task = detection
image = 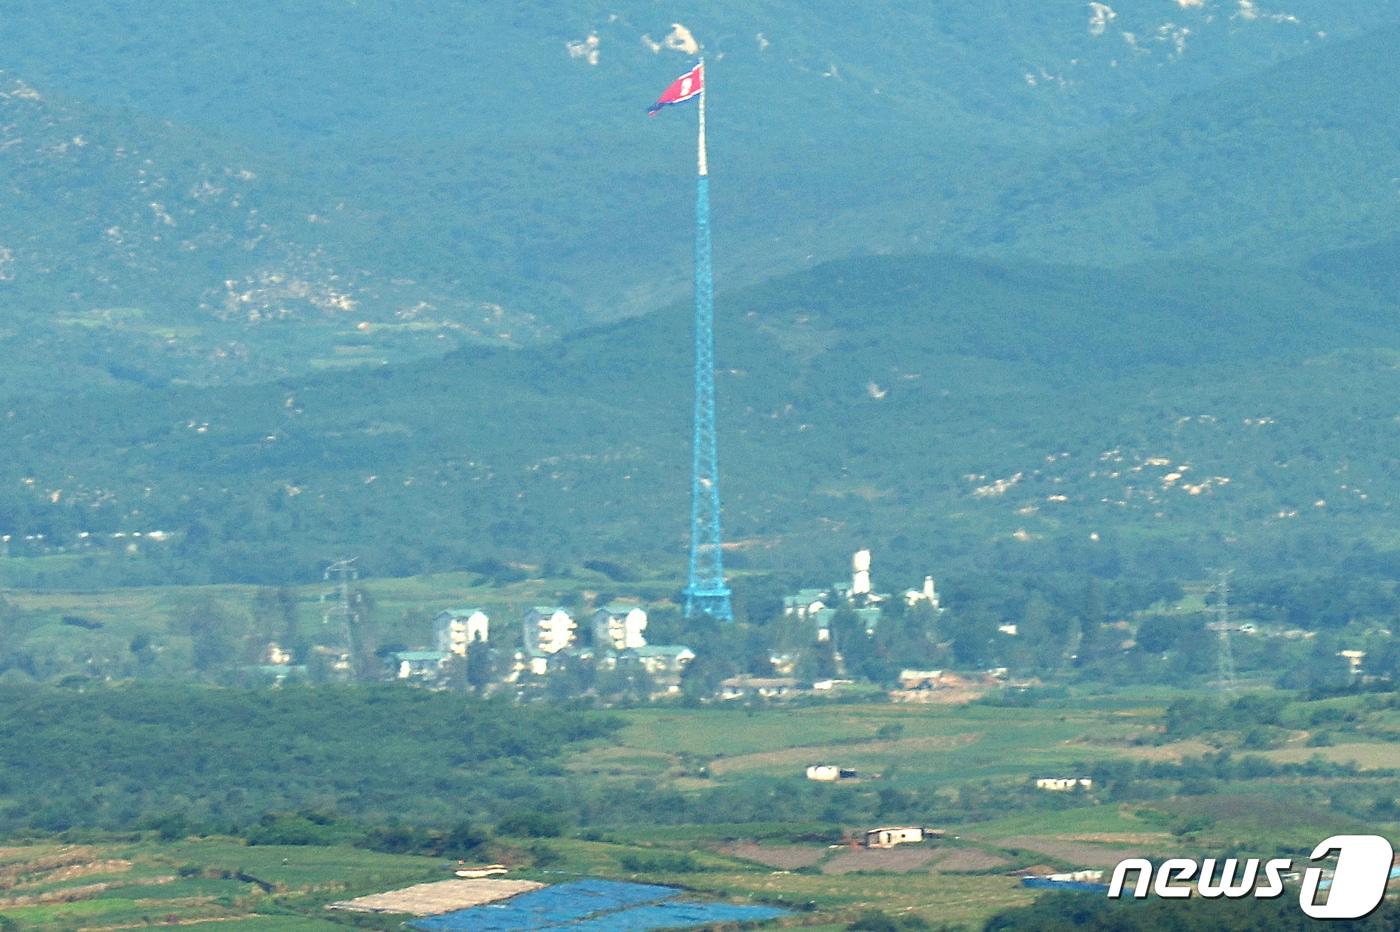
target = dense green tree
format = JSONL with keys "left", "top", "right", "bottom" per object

{"left": 1135, "top": 615, "right": 1204, "bottom": 655}
{"left": 466, "top": 638, "right": 494, "bottom": 694}
{"left": 182, "top": 598, "right": 239, "bottom": 678}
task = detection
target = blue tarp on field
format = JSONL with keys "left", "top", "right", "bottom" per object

{"left": 566, "top": 900, "right": 792, "bottom": 930}
{"left": 408, "top": 879, "right": 789, "bottom": 931}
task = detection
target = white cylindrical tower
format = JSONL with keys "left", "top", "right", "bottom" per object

{"left": 852, "top": 549, "right": 871, "bottom": 596}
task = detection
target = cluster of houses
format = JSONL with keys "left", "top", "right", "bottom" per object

{"left": 381, "top": 549, "right": 947, "bottom": 697}
{"left": 782, "top": 549, "right": 943, "bottom": 644}
{"left": 388, "top": 604, "right": 696, "bottom": 695}
{"left": 516, "top": 602, "right": 696, "bottom": 692}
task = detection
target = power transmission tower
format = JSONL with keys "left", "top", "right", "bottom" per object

{"left": 681, "top": 63, "right": 732, "bottom": 623}
{"left": 322, "top": 557, "right": 360, "bottom": 677}
{"left": 1211, "top": 570, "right": 1238, "bottom": 695}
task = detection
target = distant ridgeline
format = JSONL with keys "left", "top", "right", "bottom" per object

{"left": 0, "top": 7, "right": 1398, "bottom": 385}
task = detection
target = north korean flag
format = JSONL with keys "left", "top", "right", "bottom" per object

{"left": 648, "top": 63, "right": 703, "bottom": 116}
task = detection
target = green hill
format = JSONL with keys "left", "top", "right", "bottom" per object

{"left": 3, "top": 4, "right": 1399, "bottom": 593}
{"left": 956, "top": 23, "right": 1400, "bottom": 266}
{"left": 1, "top": 252, "right": 1395, "bottom": 588}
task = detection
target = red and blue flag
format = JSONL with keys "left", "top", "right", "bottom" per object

{"left": 648, "top": 63, "right": 703, "bottom": 116}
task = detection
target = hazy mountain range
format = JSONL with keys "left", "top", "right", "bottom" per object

{"left": 4, "top": 5, "right": 1398, "bottom": 361}
{"left": 1, "top": 3, "right": 1398, "bottom": 585}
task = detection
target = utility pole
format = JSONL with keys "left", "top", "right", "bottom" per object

{"left": 322, "top": 557, "right": 359, "bottom": 677}
{"left": 1211, "top": 569, "right": 1238, "bottom": 695}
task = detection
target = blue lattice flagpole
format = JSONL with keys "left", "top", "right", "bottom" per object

{"left": 682, "top": 60, "right": 733, "bottom": 622}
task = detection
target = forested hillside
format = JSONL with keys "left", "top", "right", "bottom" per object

{"left": 1, "top": 252, "right": 1395, "bottom": 590}
{"left": 953, "top": 23, "right": 1400, "bottom": 265}
{"left": 2, "top": 1, "right": 1398, "bottom": 382}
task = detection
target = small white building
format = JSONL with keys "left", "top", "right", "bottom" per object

{"left": 629, "top": 644, "right": 695, "bottom": 675}
{"left": 393, "top": 650, "right": 449, "bottom": 680}
{"left": 312, "top": 645, "right": 354, "bottom": 674}
{"left": 523, "top": 607, "right": 576, "bottom": 654}
{"left": 898, "top": 669, "right": 944, "bottom": 690}
{"left": 435, "top": 608, "right": 490, "bottom": 657}
{"left": 619, "top": 645, "right": 695, "bottom": 694}
{"left": 904, "top": 575, "right": 942, "bottom": 610}
{"left": 1035, "top": 777, "right": 1093, "bottom": 792}
{"left": 783, "top": 590, "right": 828, "bottom": 619}
{"left": 719, "top": 676, "right": 798, "bottom": 700}
{"left": 812, "top": 606, "right": 882, "bottom": 644}
{"left": 806, "top": 765, "right": 859, "bottom": 782}
{"left": 592, "top": 604, "right": 648, "bottom": 651}
{"left": 512, "top": 650, "right": 551, "bottom": 678}
{"left": 865, "top": 827, "right": 928, "bottom": 849}
{"left": 1339, "top": 649, "right": 1366, "bottom": 675}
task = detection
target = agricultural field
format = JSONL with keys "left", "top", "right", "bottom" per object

{"left": 0, "top": 839, "right": 440, "bottom": 930}
{"left": 5, "top": 687, "right": 1398, "bottom": 929}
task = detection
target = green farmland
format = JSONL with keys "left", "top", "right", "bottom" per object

{"left": 3, "top": 686, "right": 1399, "bottom": 929}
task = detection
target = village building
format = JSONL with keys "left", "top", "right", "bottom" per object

{"left": 719, "top": 675, "right": 799, "bottom": 700}
{"left": 523, "top": 606, "right": 576, "bottom": 655}
{"left": 782, "top": 589, "right": 828, "bottom": 619}
{"left": 312, "top": 644, "right": 354, "bottom": 675}
{"left": 812, "top": 606, "right": 883, "bottom": 643}
{"left": 434, "top": 608, "right": 489, "bottom": 657}
{"left": 1035, "top": 777, "right": 1093, "bottom": 792}
{"left": 769, "top": 652, "right": 797, "bottom": 676}
{"left": 903, "top": 575, "right": 942, "bottom": 611}
{"left": 897, "top": 669, "right": 942, "bottom": 690}
{"left": 251, "top": 663, "right": 306, "bottom": 685}
{"left": 511, "top": 650, "right": 550, "bottom": 679}
{"left": 393, "top": 650, "right": 449, "bottom": 681}
{"left": 627, "top": 644, "right": 694, "bottom": 675}
{"left": 621, "top": 644, "right": 695, "bottom": 693}
{"left": 592, "top": 603, "right": 648, "bottom": 651}
{"left": 865, "top": 827, "right": 935, "bottom": 849}
{"left": 805, "top": 765, "right": 859, "bottom": 782}
{"left": 784, "top": 550, "right": 947, "bottom": 644}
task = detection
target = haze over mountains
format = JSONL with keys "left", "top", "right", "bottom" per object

{"left": 4, "top": 3, "right": 1399, "bottom": 349}
{"left": 1, "top": 3, "right": 1398, "bottom": 586}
